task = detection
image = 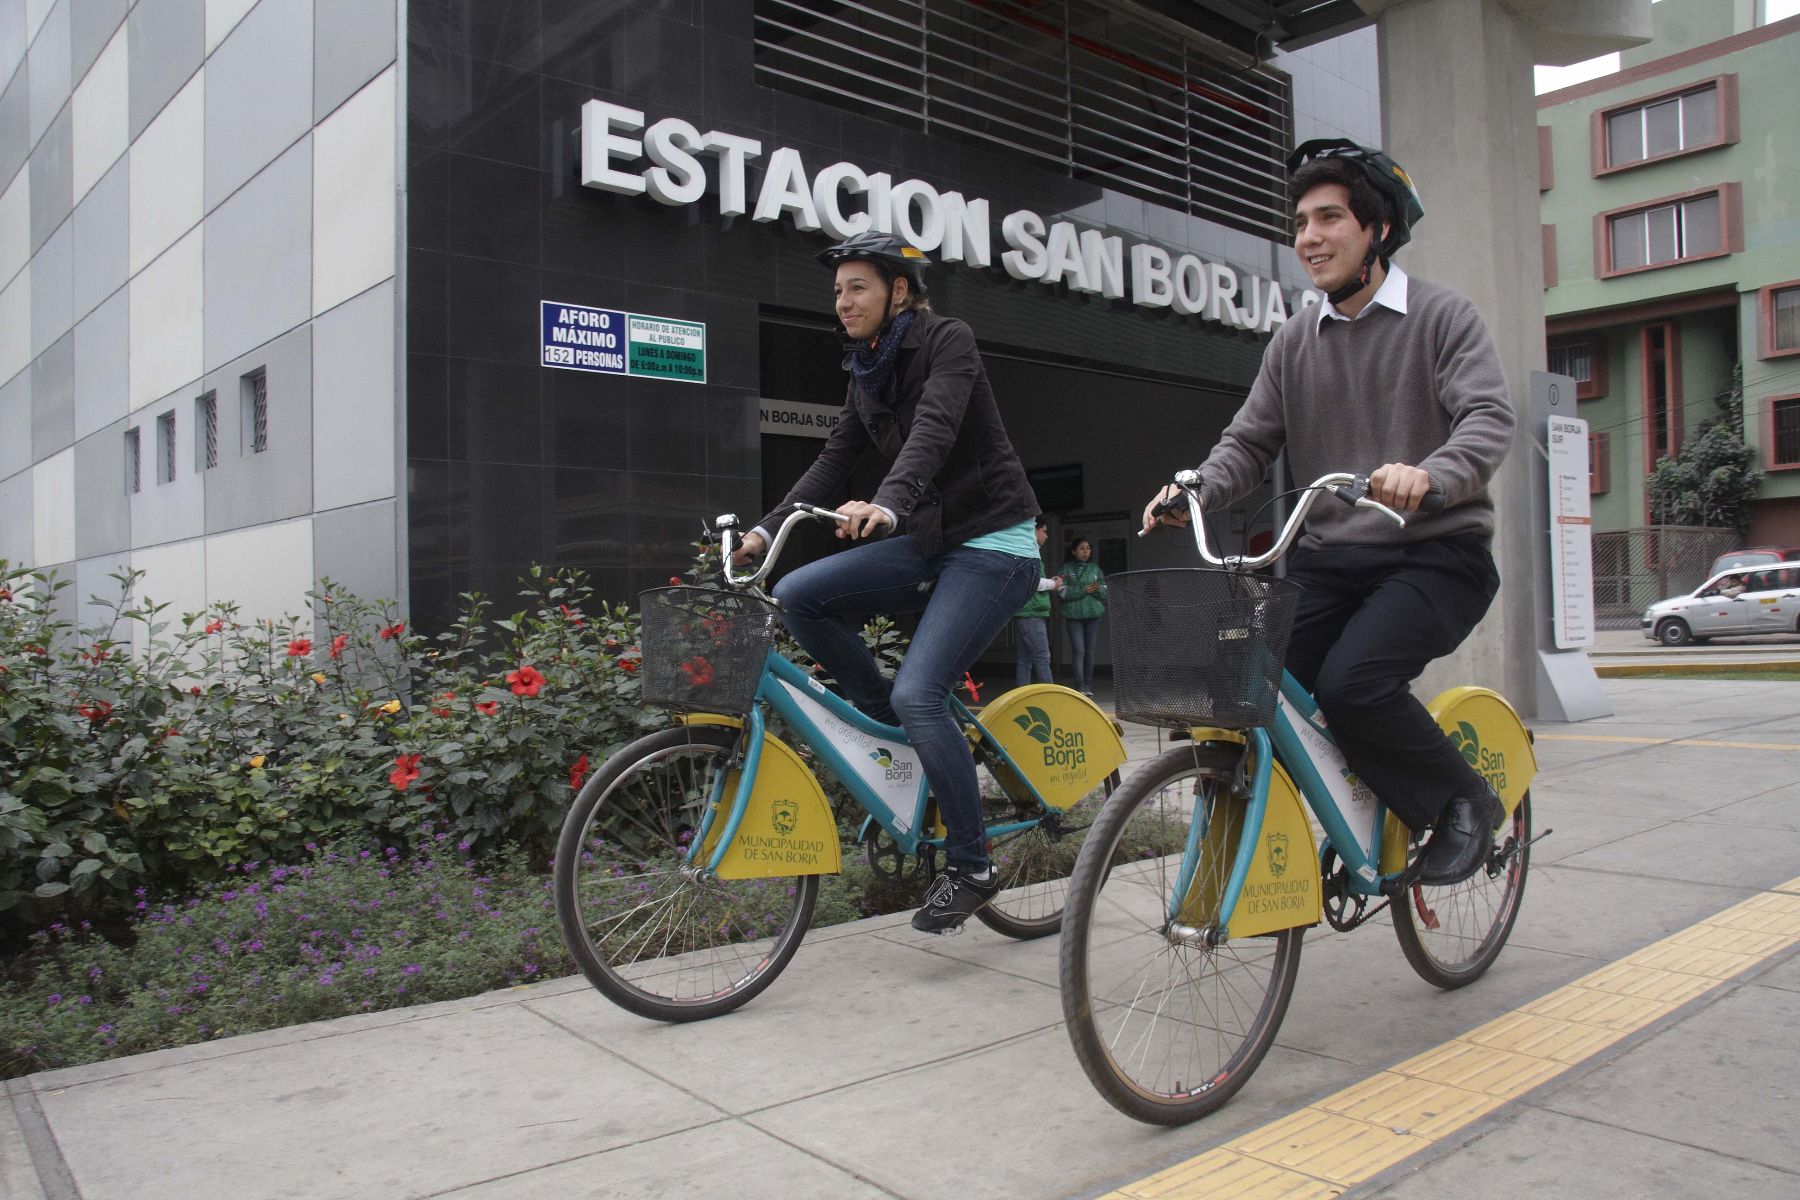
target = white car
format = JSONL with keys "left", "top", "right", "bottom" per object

{"left": 1641, "top": 561, "right": 1800, "bottom": 646}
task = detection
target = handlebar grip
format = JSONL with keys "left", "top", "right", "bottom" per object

{"left": 1417, "top": 488, "right": 1447, "bottom": 515}
{"left": 1150, "top": 495, "right": 1187, "bottom": 519}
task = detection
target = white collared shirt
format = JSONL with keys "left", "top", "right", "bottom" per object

{"left": 1316, "top": 263, "right": 1410, "bottom": 328}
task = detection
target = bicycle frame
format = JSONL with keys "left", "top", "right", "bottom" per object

{"left": 684, "top": 652, "right": 1055, "bottom": 875}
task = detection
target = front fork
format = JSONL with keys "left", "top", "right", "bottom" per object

{"left": 1165, "top": 728, "right": 1272, "bottom": 944}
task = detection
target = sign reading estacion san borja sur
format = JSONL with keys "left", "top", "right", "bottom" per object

{"left": 539, "top": 301, "right": 707, "bottom": 384}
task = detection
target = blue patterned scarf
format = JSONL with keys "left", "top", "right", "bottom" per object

{"left": 847, "top": 309, "right": 917, "bottom": 405}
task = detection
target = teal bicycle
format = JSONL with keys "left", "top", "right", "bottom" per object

{"left": 1058, "top": 470, "right": 1540, "bottom": 1124}
{"left": 554, "top": 504, "right": 1125, "bottom": 1021}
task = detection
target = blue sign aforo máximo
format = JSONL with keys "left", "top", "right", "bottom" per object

{"left": 541, "top": 301, "right": 627, "bottom": 373}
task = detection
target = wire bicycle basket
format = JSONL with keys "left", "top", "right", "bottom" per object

{"left": 1107, "top": 569, "right": 1300, "bottom": 729}
{"left": 637, "top": 586, "right": 781, "bottom": 715}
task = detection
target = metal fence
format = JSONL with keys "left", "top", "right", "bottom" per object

{"left": 1591, "top": 525, "right": 1738, "bottom": 629}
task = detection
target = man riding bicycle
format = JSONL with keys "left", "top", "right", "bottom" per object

{"left": 1144, "top": 140, "right": 1516, "bottom": 887}
{"left": 732, "top": 231, "right": 1042, "bottom": 933}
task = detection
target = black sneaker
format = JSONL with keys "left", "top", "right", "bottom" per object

{"left": 1418, "top": 785, "right": 1504, "bottom": 886}
{"left": 911, "top": 866, "right": 1001, "bottom": 934}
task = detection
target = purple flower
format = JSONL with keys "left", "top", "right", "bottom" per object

{"left": 96, "top": 1023, "right": 114, "bottom": 1034}
{"left": 402, "top": 964, "right": 422, "bottom": 976}
{"left": 46, "top": 994, "right": 62, "bottom": 1006}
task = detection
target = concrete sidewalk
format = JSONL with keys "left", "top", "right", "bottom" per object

{"left": 7, "top": 678, "right": 1800, "bottom": 1200}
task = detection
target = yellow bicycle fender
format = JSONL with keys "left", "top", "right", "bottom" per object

{"left": 978, "top": 685, "right": 1127, "bottom": 810}
{"left": 1380, "top": 686, "right": 1538, "bottom": 874}
{"left": 1179, "top": 759, "right": 1321, "bottom": 936}
{"left": 679, "top": 718, "right": 842, "bottom": 880}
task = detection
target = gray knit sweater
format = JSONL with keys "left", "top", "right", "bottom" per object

{"left": 1196, "top": 274, "right": 1515, "bottom": 547}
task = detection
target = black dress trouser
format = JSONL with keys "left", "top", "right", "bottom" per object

{"left": 1282, "top": 535, "right": 1501, "bottom": 833}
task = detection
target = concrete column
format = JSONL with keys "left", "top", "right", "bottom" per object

{"left": 1374, "top": 0, "right": 1547, "bottom": 714}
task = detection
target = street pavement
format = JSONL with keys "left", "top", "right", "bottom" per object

{"left": 5, "top": 677, "right": 1799, "bottom": 1200}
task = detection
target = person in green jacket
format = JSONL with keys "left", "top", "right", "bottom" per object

{"left": 1059, "top": 538, "right": 1107, "bottom": 696}
{"left": 1012, "top": 517, "right": 1059, "bottom": 686}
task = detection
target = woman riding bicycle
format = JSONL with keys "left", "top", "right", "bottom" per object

{"left": 731, "top": 231, "right": 1042, "bottom": 934}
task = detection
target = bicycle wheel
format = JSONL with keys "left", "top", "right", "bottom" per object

{"left": 554, "top": 726, "right": 820, "bottom": 1021}
{"left": 1393, "top": 791, "right": 1531, "bottom": 989}
{"left": 1060, "top": 745, "right": 1304, "bottom": 1125}
{"left": 978, "top": 769, "right": 1119, "bottom": 940}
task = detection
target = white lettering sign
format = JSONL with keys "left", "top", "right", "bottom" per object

{"left": 579, "top": 103, "right": 1312, "bottom": 333}
{"left": 1548, "top": 414, "right": 1596, "bottom": 648}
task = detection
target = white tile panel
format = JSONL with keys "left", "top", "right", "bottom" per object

{"left": 25, "top": 1, "right": 55, "bottom": 44}
{"left": 129, "top": 70, "right": 203, "bottom": 276}
{"left": 0, "top": 268, "right": 29, "bottom": 387}
{"left": 204, "top": 516, "right": 315, "bottom": 632}
{"left": 0, "top": 470, "right": 32, "bottom": 566}
{"left": 0, "top": 160, "right": 28, "bottom": 288}
{"left": 128, "top": 225, "right": 203, "bottom": 410}
{"left": 312, "top": 65, "right": 395, "bottom": 316}
{"left": 205, "top": 0, "right": 259, "bottom": 55}
{"left": 130, "top": 535, "right": 209, "bottom": 643}
{"left": 31, "top": 444, "right": 76, "bottom": 565}
{"left": 71, "top": 23, "right": 129, "bottom": 204}
{"left": 312, "top": 279, "right": 394, "bottom": 509}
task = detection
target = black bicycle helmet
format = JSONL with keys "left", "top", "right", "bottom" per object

{"left": 816, "top": 230, "right": 931, "bottom": 296}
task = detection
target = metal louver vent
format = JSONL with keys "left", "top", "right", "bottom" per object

{"left": 753, "top": 0, "right": 1294, "bottom": 242}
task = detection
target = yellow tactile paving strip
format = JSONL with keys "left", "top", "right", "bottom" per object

{"left": 1096, "top": 876, "right": 1800, "bottom": 1200}
{"left": 1534, "top": 732, "right": 1800, "bottom": 752}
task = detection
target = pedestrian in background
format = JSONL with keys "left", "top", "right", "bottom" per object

{"left": 1060, "top": 537, "right": 1107, "bottom": 697}
{"left": 1011, "top": 517, "right": 1059, "bottom": 686}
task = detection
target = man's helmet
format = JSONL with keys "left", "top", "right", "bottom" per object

{"left": 816, "top": 231, "right": 931, "bottom": 296}
{"left": 1286, "top": 139, "right": 1425, "bottom": 259}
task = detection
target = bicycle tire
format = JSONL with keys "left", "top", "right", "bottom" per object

{"left": 1060, "top": 745, "right": 1304, "bottom": 1125}
{"left": 977, "top": 769, "right": 1120, "bottom": 940}
{"left": 554, "top": 726, "right": 819, "bottom": 1021}
{"left": 1392, "top": 791, "right": 1531, "bottom": 990}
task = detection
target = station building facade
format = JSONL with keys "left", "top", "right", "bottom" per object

{"left": 2, "top": 1, "right": 1381, "bottom": 661}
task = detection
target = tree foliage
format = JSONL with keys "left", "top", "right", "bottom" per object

{"left": 1646, "top": 365, "right": 1762, "bottom": 535}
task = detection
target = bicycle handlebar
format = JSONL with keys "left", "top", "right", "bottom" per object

{"left": 1150, "top": 470, "right": 1435, "bottom": 570}
{"left": 716, "top": 504, "right": 848, "bottom": 589}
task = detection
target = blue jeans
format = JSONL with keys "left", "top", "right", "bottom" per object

{"left": 1014, "top": 616, "right": 1052, "bottom": 686}
{"left": 774, "top": 538, "right": 1040, "bottom": 872}
{"left": 1066, "top": 617, "right": 1102, "bottom": 692}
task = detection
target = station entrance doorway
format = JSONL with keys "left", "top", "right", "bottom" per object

{"left": 756, "top": 313, "right": 1268, "bottom": 696}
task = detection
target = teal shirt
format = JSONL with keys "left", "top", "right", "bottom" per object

{"left": 963, "top": 519, "right": 1039, "bottom": 559}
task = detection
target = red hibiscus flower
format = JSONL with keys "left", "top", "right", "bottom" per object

{"left": 668, "top": 576, "right": 682, "bottom": 586}
{"left": 475, "top": 700, "right": 499, "bottom": 716}
{"left": 678, "top": 656, "right": 714, "bottom": 688}
{"left": 77, "top": 701, "right": 114, "bottom": 724}
{"left": 329, "top": 633, "right": 348, "bottom": 659}
{"left": 559, "top": 604, "right": 583, "bottom": 627}
{"left": 431, "top": 691, "right": 456, "bottom": 718}
{"left": 81, "top": 647, "right": 110, "bottom": 663}
{"left": 389, "top": 754, "right": 422, "bottom": 792}
{"left": 506, "top": 665, "right": 545, "bottom": 697}
{"left": 604, "top": 637, "right": 619, "bottom": 650}
{"left": 287, "top": 639, "right": 311, "bottom": 658}
{"left": 569, "top": 754, "right": 590, "bottom": 790}
{"left": 189, "top": 685, "right": 202, "bottom": 696}
{"left": 619, "top": 656, "right": 639, "bottom": 675}
{"left": 0, "top": 587, "right": 11, "bottom": 602}
{"left": 23, "top": 644, "right": 46, "bottom": 656}
{"left": 204, "top": 618, "right": 223, "bottom": 634}
{"left": 379, "top": 622, "right": 406, "bottom": 640}
{"left": 163, "top": 727, "right": 181, "bottom": 740}
{"left": 702, "top": 613, "right": 731, "bottom": 643}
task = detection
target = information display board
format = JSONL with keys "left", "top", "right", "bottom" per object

{"left": 1547, "top": 412, "right": 1595, "bottom": 649}
{"left": 540, "top": 302, "right": 706, "bottom": 383}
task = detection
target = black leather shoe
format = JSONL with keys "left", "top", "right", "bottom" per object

{"left": 1417, "top": 786, "right": 1504, "bottom": 886}
{"left": 911, "top": 865, "right": 1001, "bottom": 934}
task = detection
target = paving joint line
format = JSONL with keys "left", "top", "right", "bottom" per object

{"left": 5, "top": 1079, "right": 78, "bottom": 1200}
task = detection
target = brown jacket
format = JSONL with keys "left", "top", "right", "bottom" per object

{"left": 759, "top": 312, "right": 1038, "bottom": 555}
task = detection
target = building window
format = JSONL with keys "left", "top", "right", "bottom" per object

{"left": 1642, "top": 322, "right": 1681, "bottom": 468}
{"left": 1759, "top": 282, "right": 1800, "bottom": 360}
{"left": 1599, "top": 185, "right": 1738, "bottom": 277}
{"left": 1595, "top": 76, "right": 1735, "bottom": 175}
{"left": 1770, "top": 396, "right": 1800, "bottom": 470}
{"left": 195, "top": 391, "right": 218, "bottom": 469}
{"left": 1588, "top": 431, "right": 1610, "bottom": 494}
{"left": 1548, "top": 334, "right": 1607, "bottom": 399}
{"left": 156, "top": 411, "right": 177, "bottom": 484}
{"left": 241, "top": 369, "right": 268, "bottom": 455}
{"left": 124, "top": 428, "right": 141, "bottom": 495}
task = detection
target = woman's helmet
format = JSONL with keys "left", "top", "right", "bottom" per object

{"left": 1285, "top": 139, "right": 1425, "bottom": 259}
{"left": 816, "top": 231, "right": 931, "bottom": 297}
